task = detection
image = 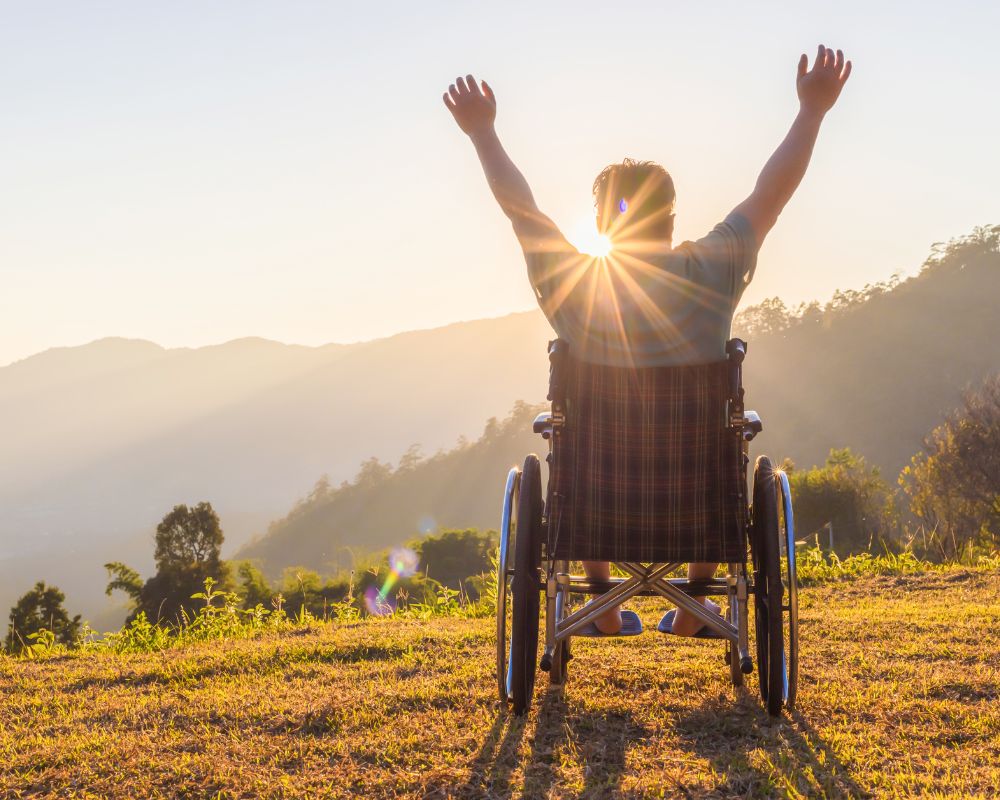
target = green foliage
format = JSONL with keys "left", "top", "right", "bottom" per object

{"left": 235, "top": 561, "right": 273, "bottom": 609}
{"left": 734, "top": 226, "right": 1000, "bottom": 341}
{"left": 921, "top": 224, "right": 1000, "bottom": 276}
{"left": 900, "top": 372, "right": 1000, "bottom": 559}
{"left": 784, "top": 448, "right": 897, "bottom": 556}
{"left": 410, "top": 528, "right": 498, "bottom": 598}
{"left": 155, "top": 502, "right": 225, "bottom": 576}
{"left": 5, "top": 581, "right": 81, "bottom": 655}
{"left": 795, "top": 543, "right": 938, "bottom": 585}
{"left": 103, "top": 561, "right": 143, "bottom": 603}
{"left": 105, "top": 501, "right": 234, "bottom": 625}
{"left": 732, "top": 276, "right": 903, "bottom": 339}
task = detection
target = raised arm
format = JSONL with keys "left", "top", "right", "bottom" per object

{"left": 443, "top": 74, "right": 565, "bottom": 247}
{"left": 733, "top": 45, "right": 852, "bottom": 245}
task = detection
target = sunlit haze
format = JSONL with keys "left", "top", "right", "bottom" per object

{"left": 2, "top": 1, "right": 998, "bottom": 366}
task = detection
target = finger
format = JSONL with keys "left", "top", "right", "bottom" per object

{"left": 448, "top": 84, "right": 460, "bottom": 103}
{"left": 482, "top": 80, "right": 496, "bottom": 103}
{"left": 456, "top": 76, "right": 469, "bottom": 94}
{"left": 825, "top": 47, "right": 835, "bottom": 69}
{"left": 841, "top": 60, "right": 852, "bottom": 83}
{"left": 797, "top": 53, "right": 808, "bottom": 79}
{"left": 465, "top": 74, "right": 481, "bottom": 95}
{"left": 443, "top": 92, "right": 456, "bottom": 111}
{"left": 814, "top": 44, "right": 825, "bottom": 70}
{"left": 834, "top": 49, "right": 844, "bottom": 72}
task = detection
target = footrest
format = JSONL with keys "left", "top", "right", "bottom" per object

{"left": 657, "top": 609, "right": 726, "bottom": 640}
{"left": 576, "top": 609, "right": 643, "bottom": 637}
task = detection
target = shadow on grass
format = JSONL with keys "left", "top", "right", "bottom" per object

{"left": 458, "top": 704, "right": 529, "bottom": 798}
{"left": 675, "top": 695, "right": 870, "bottom": 798}
{"left": 461, "top": 687, "right": 647, "bottom": 799}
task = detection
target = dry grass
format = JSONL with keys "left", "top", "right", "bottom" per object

{"left": 2, "top": 569, "right": 999, "bottom": 799}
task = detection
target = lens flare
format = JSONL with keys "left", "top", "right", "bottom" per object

{"left": 364, "top": 546, "right": 419, "bottom": 616}
{"left": 618, "top": 198, "right": 628, "bottom": 213}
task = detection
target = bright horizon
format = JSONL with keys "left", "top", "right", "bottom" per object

{"left": 3, "top": 1, "right": 999, "bottom": 367}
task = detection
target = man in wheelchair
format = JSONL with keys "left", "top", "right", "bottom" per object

{"left": 444, "top": 46, "right": 850, "bottom": 715}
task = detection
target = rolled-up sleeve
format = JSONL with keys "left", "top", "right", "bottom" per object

{"left": 685, "top": 212, "right": 759, "bottom": 305}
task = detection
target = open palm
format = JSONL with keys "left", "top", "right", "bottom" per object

{"left": 443, "top": 75, "right": 496, "bottom": 137}
{"left": 797, "top": 45, "right": 852, "bottom": 114}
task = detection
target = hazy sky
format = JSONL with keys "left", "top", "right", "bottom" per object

{"left": 2, "top": 2, "right": 998, "bottom": 366}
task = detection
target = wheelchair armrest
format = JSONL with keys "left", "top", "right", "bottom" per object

{"left": 742, "top": 410, "right": 763, "bottom": 441}
{"left": 533, "top": 412, "right": 554, "bottom": 439}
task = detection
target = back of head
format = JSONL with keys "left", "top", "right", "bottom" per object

{"left": 592, "top": 159, "right": 675, "bottom": 240}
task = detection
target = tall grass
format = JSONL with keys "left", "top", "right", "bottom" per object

{"left": 793, "top": 543, "right": 1000, "bottom": 585}
{"left": 12, "top": 547, "right": 997, "bottom": 660}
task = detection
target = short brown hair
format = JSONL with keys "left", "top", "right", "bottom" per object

{"left": 592, "top": 159, "right": 675, "bottom": 234}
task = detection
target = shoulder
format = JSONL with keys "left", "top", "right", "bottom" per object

{"left": 673, "top": 212, "right": 760, "bottom": 294}
{"left": 683, "top": 212, "right": 758, "bottom": 258}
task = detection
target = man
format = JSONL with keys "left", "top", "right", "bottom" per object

{"left": 444, "top": 45, "right": 851, "bottom": 635}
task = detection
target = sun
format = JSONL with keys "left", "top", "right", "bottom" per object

{"left": 569, "top": 219, "right": 613, "bottom": 258}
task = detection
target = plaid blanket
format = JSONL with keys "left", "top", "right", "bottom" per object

{"left": 549, "top": 357, "right": 745, "bottom": 563}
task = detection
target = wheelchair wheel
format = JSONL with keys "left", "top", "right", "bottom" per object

{"left": 776, "top": 469, "right": 799, "bottom": 710}
{"left": 751, "top": 456, "right": 786, "bottom": 717}
{"left": 496, "top": 467, "right": 518, "bottom": 705}
{"left": 510, "top": 454, "right": 543, "bottom": 715}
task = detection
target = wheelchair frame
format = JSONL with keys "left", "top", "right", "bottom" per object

{"left": 497, "top": 338, "right": 799, "bottom": 718}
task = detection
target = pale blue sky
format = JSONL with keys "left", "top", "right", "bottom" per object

{"left": 2, "top": 1, "right": 998, "bottom": 365}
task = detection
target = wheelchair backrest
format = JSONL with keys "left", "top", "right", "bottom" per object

{"left": 545, "top": 339, "right": 748, "bottom": 564}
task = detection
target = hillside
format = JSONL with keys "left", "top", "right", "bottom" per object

{"left": 3, "top": 570, "right": 998, "bottom": 798}
{"left": 238, "top": 402, "right": 545, "bottom": 577}
{"left": 0, "top": 313, "right": 554, "bottom": 619}
{"left": 737, "top": 229, "right": 1000, "bottom": 478}
{"left": 243, "top": 230, "right": 1000, "bottom": 577}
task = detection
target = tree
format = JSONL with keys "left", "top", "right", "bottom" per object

{"left": 6, "top": 582, "right": 81, "bottom": 654}
{"left": 900, "top": 374, "right": 1000, "bottom": 559}
{"left": 411, "top": 528, "right": 498, "bottom": 596}
{"left": 155, "top": 502, "right": 224, "bottom": 576}
{"left": 106, "top": 501, "right": 232, "bottom": 624}
{"left": 732, "top": 297, "right": 794, "bottom": 338}
{"left": 103, "top": 561, "right": 143, "bottom": 606}
{"left": 785, "top": 448, "right": 897, "bottom": 556}
{"left": 236, "top": 561, "right": 273, "bottom": 609}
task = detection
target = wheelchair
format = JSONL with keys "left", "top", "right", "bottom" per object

{"left": 496, "top": 338, "right": 798, "bottom": 717}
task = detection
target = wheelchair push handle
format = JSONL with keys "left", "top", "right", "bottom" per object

{"left": 725, "top": 338, "right": 747, "bottom": 405}
{"left": 547, "top": 339, "right": 571, "bottom": 402}
{"left": 726, "top": 338, "right": 747, "bottom": 364}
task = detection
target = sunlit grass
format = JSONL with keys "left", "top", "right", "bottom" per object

{"left": 2, "top": 563, "right": 998, "bottom": 797}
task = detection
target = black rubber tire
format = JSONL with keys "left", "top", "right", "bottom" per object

{"left": 510, "top": 454, "right": 543, "bottom": 715}
{"left": 751, "top": 456, "right": 785, "bottom": 717}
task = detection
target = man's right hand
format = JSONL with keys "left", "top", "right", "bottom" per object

{"left": 443, "top": 74, "right": 497, "bottom": 138}
{"left": 797, "top": 45, "right": 852, "bottom": 116}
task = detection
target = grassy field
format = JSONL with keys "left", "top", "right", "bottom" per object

{"left": 2, "top": 569, "right": 999, "bottom": 799}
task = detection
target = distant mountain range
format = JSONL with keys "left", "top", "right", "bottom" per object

{"left": 0, "top": 313, "right": 554, "bottom": 622}
{"left": 3, "top": 229, "right": 998, "bottom": 621}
